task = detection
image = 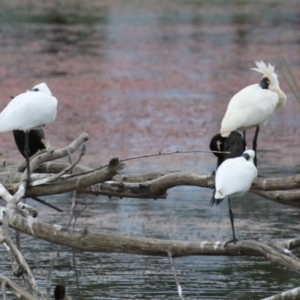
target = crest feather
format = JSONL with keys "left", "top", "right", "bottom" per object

{"left": 251, "top": 60, "right": 279, "bottom": 88}
{"left": 250, "top": 61, "right": 279, "bottom": 87}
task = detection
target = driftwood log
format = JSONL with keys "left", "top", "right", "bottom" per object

{"left": 0, "top": 133, "right": 300, "bottom": 299}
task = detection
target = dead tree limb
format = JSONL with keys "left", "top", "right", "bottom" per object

{"left": 7, "top": 157, "right": 125, "bottom": 197}
{"left": 3, "top": 209, "right": 300, "bottom": 274}
{"left": 252, "top": 189, "right": 300, "bottom": 207}
{"left": 252, "top": 175, "right": 300, "bottom": 191}
{"left": 262, "top": 286, "right": 300, "bottom": 300}
{"left": 0, "top": 274, "right": 38, "bottom": 300}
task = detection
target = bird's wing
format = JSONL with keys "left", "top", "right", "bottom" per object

{"left": 0, "top": 92, "right": 57, "bottom": 132}
{"left": 215, "top": 158, "right": 257, "bottom": 198}
{"left": 221, "top": 85, "right": 279, "bottom": 135}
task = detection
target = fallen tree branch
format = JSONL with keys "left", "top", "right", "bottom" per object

{"left": 252, "top": 190, "right": 300, "bottom": 208}
{"left": 262, "top": 286, "right": 300, "bottom": 300}
{"left": 0, "top": 274, "right": 38, "bottom": 300}
{"left": 7, "top": 157, "right": 125, "bottom": 197}
{"left": 252, "top": 175, "right": 300, "bottom": 191}
{"left": 0, "top": 217, "right": 44, "bottom": 298}
{"left": 87, "top": 172, "right": 214, "bottom": 199}
{"left": 5, "top": 210, "right": 300, "bottom": 274}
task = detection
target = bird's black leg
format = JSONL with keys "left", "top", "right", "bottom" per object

{"left": 24, "top": 131, "right": 31, "bottom": 182}
{"left": 252, "top": 126, "right": 260, "bottom": 167}
{"left": 224, "top": 198, "right": 238, "bottom": 247}
{"left": 243, "top": 130, "right": 246, "bottom": 145}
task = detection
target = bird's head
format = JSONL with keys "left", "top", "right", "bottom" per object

{"left": 242, "top": 149, "right": 255, "bottom": 163}
{"left": 251, "top": 61, "right": 280, "bottom": 91}
{"left": 54, "top": 284, "right": 66, "bottom": 300}
{"left": 209, "top": 133, "right": 223, "bottom": 158}
{"left": 31, "top": 82, "right": 52, "bottom": 96}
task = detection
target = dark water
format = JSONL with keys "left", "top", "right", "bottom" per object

{"left": 0, "top": 0, "right": 300, "bottom": 299}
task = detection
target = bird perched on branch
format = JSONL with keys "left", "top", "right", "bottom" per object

{"left": 212, "top": 149, "right": 258, "bottom": 246}
{"left": 0, "top": 83, "right": 57, "bottom": 181}
{"left": 220, "top": 61, "right": 286, "bottom": 166}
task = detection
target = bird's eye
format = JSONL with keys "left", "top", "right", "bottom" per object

{"left": 33, "top": 88, "right": 39, "bottom": 92}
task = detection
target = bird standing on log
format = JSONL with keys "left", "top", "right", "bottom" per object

{"left": 0, "top": 83, "right": 57, "bottom": 181}
{"left": 220, "top": 61, "right": 286, "bottom": 166}
{"left": 212, "top": 149, "right": 258, "bottom": 246}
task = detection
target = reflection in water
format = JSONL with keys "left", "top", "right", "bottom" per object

{"left": 0, "top": 0, "right": 300, "bottom": 299}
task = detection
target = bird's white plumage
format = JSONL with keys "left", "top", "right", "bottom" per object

{"left": 214, "top": 150, "right": 257, "bottom": 200}
{"left": 0, "top": 82, "right": 57, "bottom": 132}
{"left": 221, "top": 61, "right": 286, "bottom": 137}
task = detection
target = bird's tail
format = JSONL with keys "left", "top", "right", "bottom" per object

{"left": 210, "top": 190, "right": 225, "bottom": 206}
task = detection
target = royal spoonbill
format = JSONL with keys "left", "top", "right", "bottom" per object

{"left": 209, "top": 131, "right": 246, "bottom": 206}
{"left": 220, "top": 61, "right": 286, "bottom": 166}
{"left": 13, "top": 129, "right": 46, "bottom": 158}
{"left": 0, "top": 83, "right": 57, "bottom": 180}
{"left": 54, "top": 284, "right": 72, "bottom": 300}
{"left": 212, "top": 149, "right": 258, "bottom": 246}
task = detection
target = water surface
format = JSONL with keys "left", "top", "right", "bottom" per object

{"left": 0, "top": 0, "right": 300, "bottom": 299}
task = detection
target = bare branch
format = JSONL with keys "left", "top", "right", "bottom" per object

{"left": 120, "top": 149, "right": 230, "bottom": 163}
{"left": 31, "top": 197, "right": 63, "bottom": 212}
{"left": 252, "top": 189, "right": 300, "bottom": 208}
{"left": 0, "top": 274, "right": 38, "bottom": 300}
{"left": 31, "top": 144, "right": 86, "bottom": 186}
{"left": 262, "top": 286, "right": 300, "bottom": 300}
{"left": 97, "top": 172, "right": 214, "bottom": 199}
{"left": 7, "top": 157, "right": 125, "bottom": 198}
{"left": 4, "top": 210, "right": 300, "bottom": 274}
{"left": 252, "top": 175, "right": 300, "bottom": 191}
{"left": 0, "top": 216, "right": 45, "bottom": 298}
{"left": 168, "top": 252, "right": 184, "bottom": 300}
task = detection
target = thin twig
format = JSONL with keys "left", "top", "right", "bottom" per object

{"left": 283, "top": 58, "right": 300, "bottom": 90}
{"left": 46, "top": 246, "right": 60, "bottom": 300}
{"left": 120, "top": 149, "right": 230, "bottom": 163}
{"left": 168, "top": 252, "right": 184, "bottom": 300}
{"left": 30, "top": 145, "right": 86, "bottom": 187}
{"left": 282, "top": 59, "right": 300, "bottom": 103}
{"left": 63, "top": 149, "right": 227, "bottom": 179}
{"left": 31, "top": 197, "right": 63, "bottom": 212}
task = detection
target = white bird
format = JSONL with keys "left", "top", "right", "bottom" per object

{"left": 0, "top": 83, "right": 57, "bottom": 180}
{"left": 212, "top": 149, "right": 258, "bottom": 246}
{"left": 220, "top": 61, "right": 286, "bottom": 165}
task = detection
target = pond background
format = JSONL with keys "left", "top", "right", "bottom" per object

{"left": 0, "top": 0, "right": 300, "bottom": 299}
